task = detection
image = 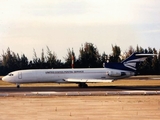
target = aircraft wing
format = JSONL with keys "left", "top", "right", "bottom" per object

{"left": 64, "top": 79, "right": 113, "bottom": 83}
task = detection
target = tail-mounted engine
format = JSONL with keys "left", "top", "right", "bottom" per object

{"left": 107, "top": 71, "right": 126, "bottom": 77}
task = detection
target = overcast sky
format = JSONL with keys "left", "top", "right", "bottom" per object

{"left": 0, "top": 0, "right": 160, "bottom": 61}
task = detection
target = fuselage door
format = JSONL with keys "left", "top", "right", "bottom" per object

{"left": 18, "top": 72, "right": 22, "bottom": 79}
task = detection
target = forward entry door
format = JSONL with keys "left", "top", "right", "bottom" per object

{"left": 18, "top": 72, "right": 22, "bottom": 79}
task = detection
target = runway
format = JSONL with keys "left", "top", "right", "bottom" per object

{"left": 0, "top": 86, "right": 160, "bottom": 96}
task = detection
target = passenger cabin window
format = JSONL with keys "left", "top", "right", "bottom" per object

{"left": 8, "top": 73, "right": 14, "bottom": 76}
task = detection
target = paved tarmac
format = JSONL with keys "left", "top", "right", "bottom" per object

{"left": 0, "top": 86, "right": 160, "bottom": 96}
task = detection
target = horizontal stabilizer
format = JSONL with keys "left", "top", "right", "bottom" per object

{"left": 122, "top": 53, "right": 156, "bottom": 63}
{"left": 135, "top": 54, "right": 156, "bottom": 56}
{"left": 64, "top": 79, "right": 113, "bottom": 83}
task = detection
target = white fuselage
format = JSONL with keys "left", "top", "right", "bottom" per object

{"left": 2, "top": 68, "right": 134, "bottom": 84}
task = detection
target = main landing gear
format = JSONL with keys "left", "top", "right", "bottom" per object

{"left": 78, "top": 83, "right": 88, "bottom": 88}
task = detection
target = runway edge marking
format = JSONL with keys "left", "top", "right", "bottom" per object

{"left": 1, "top": 91, "right": 160, "bottom": 97}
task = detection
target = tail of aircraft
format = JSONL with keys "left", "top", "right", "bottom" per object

{"left": 105, "top": 53, "right": 155, "bottom": 71}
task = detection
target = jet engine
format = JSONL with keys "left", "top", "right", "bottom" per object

{"left": 107, "top": 71, "right": 126, "bottom": 77}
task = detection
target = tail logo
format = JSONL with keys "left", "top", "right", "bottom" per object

{"left": 123, "top": 57, "right": 147, "bottom": 71}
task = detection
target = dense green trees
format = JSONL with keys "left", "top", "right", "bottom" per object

{"left": 1, "top": 43, "right": 160, "bottom": 75}
{"left": 1, "top": 48, "right": 29, "bottom": 74}
{"left": 78, "top": 43, "right": 101, "bottom": 68}
{"left": 109, "top": 45, "right": 121, "bottom": 62}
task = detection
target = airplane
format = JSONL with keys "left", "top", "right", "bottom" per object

{"left": 2, "top": 52, "right": 155, "bottom": 88}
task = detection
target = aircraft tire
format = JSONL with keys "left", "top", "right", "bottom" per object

{"left": 84, "top": 83, "right": 88, "bottom": 88}
{"left": 78, "top": 83, "right": 82, "bottom": 88}
{"left": 16, "top": 84, "right": 20, "bottom": 88}
{"left": 78, "top": 83, "right": 88, "bottom": 88}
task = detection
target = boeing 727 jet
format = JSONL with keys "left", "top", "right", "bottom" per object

{"left": 2, "top": 53, "right": 155, "bottom": 88}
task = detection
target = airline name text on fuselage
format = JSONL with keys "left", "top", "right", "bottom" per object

{"left": 45, "top": 70, "right": 84, "bottom": 74}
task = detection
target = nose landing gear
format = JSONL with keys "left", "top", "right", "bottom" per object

{"left": 16, "top": 84, "right": 20, "bottom": 88}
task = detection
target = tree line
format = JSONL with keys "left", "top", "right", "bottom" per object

{"left": 0, "top": 42, "right": 160, "bottom": 75}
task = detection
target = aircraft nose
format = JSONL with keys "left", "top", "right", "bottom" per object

{"left": 2, "top": 76, "right": 10, "bottom": 82}
{"left": 2, "top": 76, "right": 6, "bottom": 81}
{"left": 2, "top": 75, "right": 17, "bottom": 83}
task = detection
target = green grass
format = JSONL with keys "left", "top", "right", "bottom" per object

{"left": 1, "top": 75, "right": 160, "bottom": 87}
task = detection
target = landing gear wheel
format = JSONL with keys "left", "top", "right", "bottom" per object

{"left": 78, "top": 83, "right": 88, "bottom": 88}
{"left": 16, "top": 84, "right": 20, "bottom": 88}
{"left": 84, "top": 83, "right": 88, "bottom": 88}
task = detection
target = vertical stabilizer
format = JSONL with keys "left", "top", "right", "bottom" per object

{"left": 121, "top": 53, "right": 155, "bottom": 71}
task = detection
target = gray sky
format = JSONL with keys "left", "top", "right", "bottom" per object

{"left": 0, "top": 0, "right": 160, "bottom": 61}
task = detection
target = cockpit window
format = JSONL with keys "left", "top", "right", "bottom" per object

{"left": 8, "top": 73, "right": 14, "bottom": 76}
